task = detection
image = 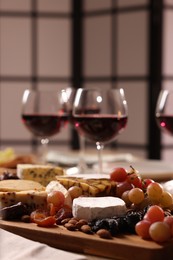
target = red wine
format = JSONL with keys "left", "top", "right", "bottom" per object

{"left": 74, "top": 115, "right": 127, "bottom": 143}
{"left": 70, "top": 108, "right": 100, "bottom": 125}
{"left": 156, "top": 115, "right": 173, "bottom": 135}
{"left": 22, "top": 114, "right": 68, "bottom": 137}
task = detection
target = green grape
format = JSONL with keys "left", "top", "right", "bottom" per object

{"left": 160, "top": 191, "right": 173, "bottom": 208}
{"left": 128, "top": 187, "right": 145, "bottom": 204}
{"left": 68, "top": 186, "right": 83, "bottom": 200}
{"left": 121, "top": 190, "right": 132, "bottom": 207}
{"left": 146, "top": 182, "right": 163, "bottom": 203}
{"left": 149, "top": 222, "right": 171, "bottom": 243}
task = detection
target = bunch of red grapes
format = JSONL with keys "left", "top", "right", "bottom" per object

{"left": 110, "top": 166, "right": 173, "bottom": 243}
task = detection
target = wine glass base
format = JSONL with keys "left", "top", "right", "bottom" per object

{"left": 66, "top": 166, "right": 109, "bottom": 179}
{"left": 66, "top": 166, "right": 95, "bottom": 176}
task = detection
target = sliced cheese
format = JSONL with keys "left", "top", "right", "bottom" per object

{"left": 17, "top": 164, "right": 65, "bottom": 186}
{"left": 46, "top": 181, "right": 72, "bottom": 208}
{"left": 56, "top": 176, "right": 116, "bottom": 197}
{"left": 0, "top": 190, "right": 47, "bottom": 211}
{"left": 72, "top": 196, "right": 126, "bottom": 221}
{"left": 162, "top": 180, "right": 173, "bottom": 194}
{"left": 0, "top": 179, "right": 45, "bottom": 192}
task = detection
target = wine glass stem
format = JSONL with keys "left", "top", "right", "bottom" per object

{"left": 78, "top": 136, "right": 87, "bottom": 173}
{"left": 40, "top": 138, "right": 49, "bottom": 163}
{"left": 96, "top": 142, "right": 104, "bottom": 174}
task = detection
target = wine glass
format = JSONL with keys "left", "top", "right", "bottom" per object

{"left": 155, "top": 89, "right": 173, "bottom": 135}
{"left": 62, "top": 87, "right": 89, "bottom": 174}
{"left": 72, "top": 88, "right": 128, "bottom": 174}
{"left": 21, "top": 89, "right": 68, "bottom": 162}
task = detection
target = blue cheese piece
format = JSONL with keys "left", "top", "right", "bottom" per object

{"left": 17, "top": 164, "right": 65, "bottom": 186}
{"left": 0, "top": 190, "right": 47, "bottom": 211}
{"left": 72, "top": 196, "right": 126, "bottom": 221}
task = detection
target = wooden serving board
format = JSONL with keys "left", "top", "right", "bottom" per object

{"left": 0, "top": 220, "right": 173, "bottom": 260}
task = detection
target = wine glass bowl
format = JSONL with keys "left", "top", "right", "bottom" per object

{"left": 21, "top": 89, "right": 68, "bottom": 162}
{"left": 73, "top": 88, "right": 128, "bottom": 173}
{"left": 155, "top": 90, "right": 173, "bottom": 136}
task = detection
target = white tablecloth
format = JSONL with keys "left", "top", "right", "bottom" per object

{"left": 0, "top": 228, "right": 87, "bottom": 260}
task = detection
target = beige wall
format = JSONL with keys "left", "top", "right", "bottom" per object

{"left": 83, "top": 0, "right": 149, "bottom": 159}
{"left": 0, "top": 0, "right": 173, "bottom": 161}
{"left": 0, "top": 0, "right": 71, "bottom": 153}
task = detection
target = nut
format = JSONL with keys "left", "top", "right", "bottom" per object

{"left": 68, "top": 219, "right": 78, "bottom": 226}
{"left": 96, "top": 229, "right": 112, "bottom": 239}
{"left": 76, "top": 219, "right": 88, "bottom": 229}
{"left": 64, "top": 223, "right": 76, "bottom": 231}
{"left": 61, "top": 218, "right": 71, "bottom": 225}
{"left": 71, "top": 217, "right": 80, "bottom": 221}
{"left": 80, "top": 224, "right": 92, "bottom": 234}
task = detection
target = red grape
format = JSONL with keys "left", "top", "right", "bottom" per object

{"left": 144, "top": 205, "right": 164, "bottom": 223}
{"left": 135, "top": 220, "right": 151, "bottom": 239}
{"left": 47, "top": 190, "right": 65, "bottom": 210}
{"left": 142, "top": 178, "right": 154, "bottom": 190}
{"left": 171, "top": 224, "right": 173, "bottom": 237}
{"left": 164, "top": 216, "right": 173, "bottom": 228}
{"left": 126, "top": 173, "right": 142, "bottom": 189}
{"left": 116, "top": 181, "right": 134, "bottom": 197}
{"left": 110, "top": 167, "right": 127, "bottom": 182}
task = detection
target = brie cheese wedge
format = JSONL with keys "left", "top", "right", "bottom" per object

{"left": 72, "top": 196, "right": 126, "bottom": 221}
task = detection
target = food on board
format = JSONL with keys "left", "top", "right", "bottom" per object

{"left": 1, "top": 164, "right": 173, "bottom": 243}
{"left": 17, "top": 164, "right": 65, "bottom": 186}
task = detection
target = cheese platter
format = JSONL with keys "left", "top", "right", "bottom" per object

{"left": 1, "top": 161, "right": 173, "bottom": 260}
{"left": 0, "top": 220, "right": 173, "bottom": 260}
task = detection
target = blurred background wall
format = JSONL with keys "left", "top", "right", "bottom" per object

{"left": 0, "top": 0, "right": 173, "bottom": 161}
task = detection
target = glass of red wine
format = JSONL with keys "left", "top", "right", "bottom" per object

{"left": 62, "top": 87, "right": 89, "bottom": 174}
{"left": 72, "top": 88, "right": 128, "bottom": 174}
{"left": 21, "top": 89, "right": 68, "bottom": 162}
{"left": 156, "top": 89, "right": 173, "bottom": 136}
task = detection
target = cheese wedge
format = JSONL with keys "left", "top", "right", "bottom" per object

{"left": 72, "top": 196, "right": 126, "bottom": 221}
{"left": 17, "top": 164, "right": 65, "bottom": 186}
{"left": 56, "top": 176, "right": 116, "bottom": 197}
{"left": 0, "top": 179, "right": 45, "bottom": 192}
{"left": 162, "top": 180, "right": 173, "bottom": 194}
{"left": 0, "top": 190, "right": 47, "bottom": 211}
